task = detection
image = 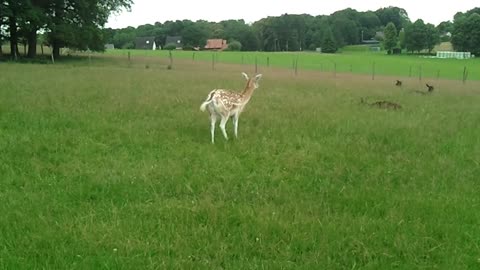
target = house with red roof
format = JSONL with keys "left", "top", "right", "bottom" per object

{"left": 204, "top": 39, "right": 228, "bottom": 51}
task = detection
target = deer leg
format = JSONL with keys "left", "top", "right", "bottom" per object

{"left": 210, "top": 114, "right": 217, "bottom": 144}
{"left": 219, "top": 116, "right": 229, "bottom": 140}
{"left": 233, "top": 113, "right": 239, "bottom": 138}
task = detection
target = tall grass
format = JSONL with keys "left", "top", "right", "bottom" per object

{"left": 0, "top": 58, "right": 479, "bottom": 269}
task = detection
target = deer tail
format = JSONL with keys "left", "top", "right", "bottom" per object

{"left": 200, "top": 90, "right": 216, "bottom": 111}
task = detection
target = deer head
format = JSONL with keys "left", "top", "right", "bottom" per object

{"left": 242, "top": 72, "right": 263, "bottom": 89}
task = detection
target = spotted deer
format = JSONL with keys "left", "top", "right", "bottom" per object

{"left": 200, "top": 72, "right": 263, "bottom": 143}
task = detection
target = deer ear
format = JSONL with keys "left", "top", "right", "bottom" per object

{"left": 255, "top": 74, "right": 263, "bottom": 81}
{"left": 242, "top": 72, "right": 249, "bottom": 80}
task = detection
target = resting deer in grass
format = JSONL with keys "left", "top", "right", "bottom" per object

{"left": 360, "top": 97, "right": 402, "bottom": 110}
{"left": 200, "top": 72, "right": 263, "bottom": 143}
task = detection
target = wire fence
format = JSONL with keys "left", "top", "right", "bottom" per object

{"left": 0, "top": 47, "right": 475, "bottom": 84}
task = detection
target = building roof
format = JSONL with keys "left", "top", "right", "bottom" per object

{"left": 135, "top": 36, "right": 156, "bottom": 50}
{"left": 165, "top": 36, "right": 183, "bottom": 47}
{"left": 375, "top": 31, "right": 385, "bottom": 39}
{"left": 205, "top": 39, "right": 228, "bottom": 50}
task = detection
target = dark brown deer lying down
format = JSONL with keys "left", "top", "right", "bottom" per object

{"left": 361, "top": 98, "right": 402, "bottom": 110}
{"left": 395, "top": 80, "right": 402, "bottom": 86}
{"left": 413, "top": 90, "right": 427, "bottom": 95}
{"left": 426, "top": 83, "right": 434, "bottom": 92}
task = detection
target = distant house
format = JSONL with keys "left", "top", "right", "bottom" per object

{"left": 362, "top": 39, "right": 381, "bottom": 51}
{"left": 375, "top": 31, "right": 385, "bottom": 40}
{"left": 135, "top": 36, "right": 157, "bottom": 50}
{"left": 104, "top": 44, "right": 115, "bottom": 50}
{"left": 165, "top": 36, "right": 183, "bottom": 49}
{"left": 204, "top": 39, "right": 228, "bottom": 50}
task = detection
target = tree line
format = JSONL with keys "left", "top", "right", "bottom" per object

{"left": 102, "top": 6, "right": 480, "bottom": 55}
{"left": 104, "top": 7, "right": 412, "bottom": 53}
{"left": 1, "top": 4, "right": 480, "bottom": 59}
{"left": 0, "top": 0, "right": 132, "bottom": 59}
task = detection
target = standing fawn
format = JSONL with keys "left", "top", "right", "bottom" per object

{"left": 200, "top": 72, "right": 263, "bottom": 143}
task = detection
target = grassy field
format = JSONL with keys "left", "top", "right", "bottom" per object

{"left": 1, "top": 56, "right": 480, "bottom": 269}
{"left": 104, "top": 48, "right": 480, "bottom": 81}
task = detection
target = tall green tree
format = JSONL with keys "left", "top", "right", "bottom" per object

{"left": 3, "top": 0, "right": 29, "bottom": 58}
{"left": 331, "top": 16, "right": 359, "bottom": 46}
{"left": 358, "top": 11, "right": 382, "bottom": 41}
{"left": 181, "top": 20, "right": 210, "bottom": 47}
{"left": 452, "top": 10, "right": 480, "bottom": 55}
{"left": 437, "top": 21, "right": 453, "bottom": 35}
{"left": 405, "top": 19, "right": 427, "bottom": 53}
{"left": 112, "top": 26, "right": 135, "bottom": 48}
{"left": 437, "top": 21, "right": 453, "bottom": 41}
{"left": 398, "top": 28, "right": 406, "bottom": 49}
{"left": 47, "top": 0, "right": 133, "bottom": 58}
{"left": 383, "top": 22, "right": 398, "bottom": 53}
{"left": 425, "top": 23, "right": 440, "bottom": 53}
{"left": 0, "top": 1, "right": 6, "bottom": 55}
{"left": 305, "top": 15, "right": 328, "bottom": 50}
{"left": 320, "top": 26, "right": 337, "bottom": 53}
{"left": 24, "top": 0, "right": 49, "bottom": 58}
{"left": 375, "top": 6, "right": 410, "bottom": 30}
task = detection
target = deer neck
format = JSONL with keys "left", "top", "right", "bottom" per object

{"left": 240, "top": 83, "right": 256, "bottom": 103}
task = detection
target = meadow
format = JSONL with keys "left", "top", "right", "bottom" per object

{"left": 1, "top": 53, "right": 480, "bottom": 269}
{"left": 105, "top": 48, "right": 480, "bottom": 81}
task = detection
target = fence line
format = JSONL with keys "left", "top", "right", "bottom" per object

{"left": 111, "top": 51, "right": 475, "bottom": 83}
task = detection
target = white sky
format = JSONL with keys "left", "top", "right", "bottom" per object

{"left": 106, "top": 0, "right": 479, "bottom": 29}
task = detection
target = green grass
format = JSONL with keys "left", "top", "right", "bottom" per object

{"left": 1, "top": 57, "right": 480, "bottom": 269}
{"left": 105, "top": 49, "right": 480, "bottom": 81}
{"left": 340, "top": 45, "right": 372, "bottom": 53}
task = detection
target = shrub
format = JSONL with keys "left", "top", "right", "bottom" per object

{"left": 226, "top": 40, "right": 242, "bottom": 51}
{"left": 121, "top": 42, "right": 134, "bottom": 49}
{"left": 164, "top": 43, "right": 177, "bottom": 50}
{"left": 182, "top": 45, "right": 195, "bottom": 51}
{"left": 392, "top": 48, "right": 402, "bottom": 54}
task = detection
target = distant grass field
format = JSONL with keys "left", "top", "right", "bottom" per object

{"left": 1, "top": 56, "right": 480, "bottom": 269}
{"left": 105, "top": 48, "right": 480, "bottom": 81}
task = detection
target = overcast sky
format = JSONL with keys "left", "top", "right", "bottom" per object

{"left": 106, "top": 0, "right": 479, "bottom": 29}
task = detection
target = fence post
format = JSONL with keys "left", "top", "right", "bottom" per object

{"left": 334, "top": 62, "right": 337, "bottom": 78}
{"left": 255, "top": 56, "right": 258, "bottom": 74}
{"left": 241, "top": 55, "right": 244, "bottom": 65}
{"left": 212, "top": 53, "right": 215, "bottom": 71}
{"left": 14, "top": 45, "right": 18, "bottom": 61}
{"left": 295, "top": 55, "right": 299, "bottom": 76}
{"left": 372, "top": 62, "right": 375, "bottom": 80}
{"left": 267, "top": 57, "right": 270, "bottom": 67}
{"left": 192, "top": 52, "right": 195, "bottom": 62}
{"left": 419, "top": 65, "right": 422, "bottom": 81}
{"left": 436, "top": 70, "right": 440, "bottom": 80}
{"left": 168, "top": 50, "right": 173, "bottom": 69}
{"left": 409, "top": 65, "right": 412, "bottom": 77}
{"left": 50, "top": 46, "right": 54, "bottom": 64}
{"left": 350, "top": 64, "right": 353, "bottom": 73}
{"left": 463, "top": 66, "right": 468, "bottom": 84}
